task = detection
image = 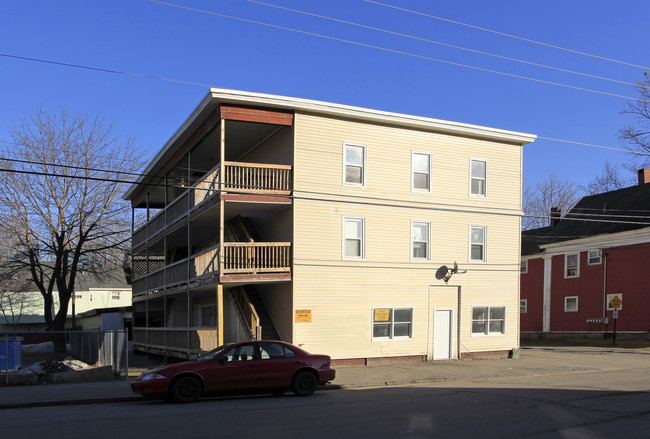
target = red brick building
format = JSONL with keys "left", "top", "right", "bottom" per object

{"left": 521, "top": 169, "right": 650, "bottom": 335}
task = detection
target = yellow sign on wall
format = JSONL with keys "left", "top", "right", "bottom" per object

{"left": 295, "top": 309, "right": 312, "bottom": 323}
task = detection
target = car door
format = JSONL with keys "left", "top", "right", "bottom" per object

{"left": 254, "top": 342, "right": 303, "bottom": 388}
{"left": 208, "top": 342, "right": 260, "bottom": 391}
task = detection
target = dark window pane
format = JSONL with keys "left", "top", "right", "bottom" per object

{"left": 373, "top": 324, "right": 390, "bottom": 338}
{"left": 394, "top": 323, "right": 411, "bottom": 337}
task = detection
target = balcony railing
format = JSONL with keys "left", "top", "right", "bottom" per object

{"left": 223, "top": 242, "right": 291, "bottom": 274}
{"left": 132, "top": 162, "right": 292, "bottom": 249}
{"left": 132, "top": 242, "right": 290, "bottom": 296}
{"left": 132, "top": 328, "right": 220, "bottom": 356}
{"left": 223, "top": 162, "right": 291, "bottom": 195}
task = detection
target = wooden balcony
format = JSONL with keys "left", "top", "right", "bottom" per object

{"left": 132, "top": 162, "right": 291, "bottom": 249}
{"left": 132, "top": 327, "right": 221, "bottom": 358}
{"left": 132, "top": 242, "right": 291, "bottom": 296}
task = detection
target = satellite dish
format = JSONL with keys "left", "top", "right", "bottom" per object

{"left": 436, "top": 262, "right": 467, "bottom": 284}
{"left": 435, "top": 265, "right": 449, "bottom": 281}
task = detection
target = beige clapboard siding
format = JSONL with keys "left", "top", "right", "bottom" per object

{"left": 294, "top": 113, "right": 522, "bottom": 211}
{"left": 290, "top": 111, "right": 522, "bottom": 359}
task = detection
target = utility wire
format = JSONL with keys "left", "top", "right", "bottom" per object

{"left": 145, "top": 0, "right": 649, "bottom": 103}
{"left": 2, "top": 164, "right": 650, "bottom": 226}
{"left": 366, "top": 0, "right": 650, "bottom": 71}
{"left": 247, "top": 0, "right": 647, "bottom": 90}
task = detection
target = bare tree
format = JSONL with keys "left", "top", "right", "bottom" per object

{"left": 523, "top": 173, "right": 582, "bottom": 230}
{"left": 619, "top": 73, "right": 650, "bottom": 167}
{"left": 583, "top": 162, "right": 635, "bottom": 195}
{"left": 0, "top": 109, "right": 142, "bottom": 351}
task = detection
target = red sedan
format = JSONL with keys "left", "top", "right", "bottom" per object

{"left": 130, "top": 340, "right": 336, "bottom": 403}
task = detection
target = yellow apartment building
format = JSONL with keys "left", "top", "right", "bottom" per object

{"left": 124, "top": 89, "right": 536, "bottom": 363}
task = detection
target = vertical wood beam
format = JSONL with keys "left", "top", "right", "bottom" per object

{"left": 217, "top": 284, "right": 224, "bottom": 346}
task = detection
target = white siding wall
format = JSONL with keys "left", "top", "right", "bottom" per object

{"left": 291, "top": 112, "right": 522, "bottom": 359}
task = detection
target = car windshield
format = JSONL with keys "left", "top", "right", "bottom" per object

{"left": 196, "top": 344, "right": 232, "bottom": 361}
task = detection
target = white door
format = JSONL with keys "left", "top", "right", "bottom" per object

{"left": 433, "top": 309, "right": 452, "bottom": 360}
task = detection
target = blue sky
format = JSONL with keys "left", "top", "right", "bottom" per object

{"left": 2, "top": 0, "right": 649, "bottom": 190}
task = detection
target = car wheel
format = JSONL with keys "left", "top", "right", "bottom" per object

{"left": 170, "top": 376, "right": 202, "bottom": 403}
{"left": 291, "top": 371, "right": 317, "bottom": 396}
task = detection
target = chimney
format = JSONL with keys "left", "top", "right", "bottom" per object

{"left": 550, "top": 207, "right": 561, "bottom": 227}
{"left": 638, "top": 168, "right": 650, "bottom": 185}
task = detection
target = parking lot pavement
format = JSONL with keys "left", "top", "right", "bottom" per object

{"left": 1, "top": 346, "right": 648, "bottom": 409}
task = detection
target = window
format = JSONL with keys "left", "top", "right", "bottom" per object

{"left": 470, "top": 226, "right": 486, "bottom": 262}
{"left": 224, "top": 343, "right": 256, "bottom": 362}
{"left": 588, "top": 249, "right": 602, "bottom": 265}
{"left": 111, "top": 292, "right": 121, "bottom": 300}
{"left": 470, "top": 159, "right": 487, "bottom": 196}
{"left": 89, "top": 293, "right": 94, "bottom": 302}
{"left": 344, "top": 143, "right": 366, "bottom": 186}
{"left": 520, "top": 260, "right": 528, "bottom": 274}
{"left": 372, "top": 308, "right": 413, "bottom": 339}
{"left": 411, "top": 221, "right": 430, "bottom": 260}
{"left": 343, "top": 217, "right": 365, "bottom": 259}
{"left": 565, "top": 253, "right": 579, "bottom": 278}
{"left": 258, "top": 342, "right": 297, "bottom": 359}
{"left": 520, "top": 300, "right": 527, "bottom": 314}
{"left": 412, "top": 152, "right": 431, "bottom": 191}
{"left": 564, "top": 296, "right": 578, "bottom": 312}
{"left": 194, "top": 305, "right": 217, "bottom": 327}
{"left": 75, "top": 293, "right": 83, "bottom": 300}
{"left": 471, "top": 306, "right": 505, "bottom": 335}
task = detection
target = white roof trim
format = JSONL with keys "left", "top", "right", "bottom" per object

{"left": 539, "top": 227, "right": 650, "bottom": 256}
{"left": 125, "top": 88, "right": 536, "bottom": 199}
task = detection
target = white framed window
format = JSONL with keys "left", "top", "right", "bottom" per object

{"left": 411, "top": 221, "right": 430, "bottom": 260}
{"left": 343, "top": 216, "right": 365, "bottom": 259}
{"left": 521, "top": 260, "right": 528, "bottom": 274}
{"left": 520, "top": 300, "right": 527, "bottom": 314}
{"left": 344, "top": 143, "right": 366, "bottom": 187}
{"left": 469, "top": 225, "right": 486, "bottom": 262}
{"left": 412, "top": 152, "right": 431, "bottom": 192}
{"left": 565, "top": 253, "right": 579, "bottom": 278}
{"left": 89, "top": 293, "right": 94, "bottom": 302}
{"left": 111, "top": 292, "right": 121, "bottom": 300}
{"left": 588, "top": 249, "right": 602, "bottom": 265}
{"left": 470, "top": 159, "right": 487, "bottom": 197}
{"left": 471, "top": 306, "right": 505, "bottom": 335}
{"left": 606, "top": 294, "right": 623, "bottom": 311}
{"left": 372, "top": 307, "right": 413, "bottom": 340}
{"left": 564, "top": 296, "right": 578, "bottom": 312}
{"left": 74, "top": 293, "right": 83, "bottom": 300}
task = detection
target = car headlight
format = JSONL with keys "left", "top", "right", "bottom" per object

{"left": 141, "top": 373, "right": 167, "bottom": 381}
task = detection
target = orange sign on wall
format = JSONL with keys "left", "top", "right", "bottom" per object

{"left": 295, "top": 309, "right": 312, "bottom": 323}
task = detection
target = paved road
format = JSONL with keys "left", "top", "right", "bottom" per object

{"left": 2, "top": 351, "right": 649, "bottom": 438}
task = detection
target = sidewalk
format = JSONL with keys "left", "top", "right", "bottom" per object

{"left": 1, "top": 346, "right": 647, "bottom": 409}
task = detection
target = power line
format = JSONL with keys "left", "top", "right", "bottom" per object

{"left": 247, "top": 0, "right": 647, "bottom": 90}
{"left": 537, "top": 136, "right": 650, "bottom": 156}
{"left": 145, "top": 0, "right": 649, "bottom": 103}
{"left": 366, "top": 0, "right": 650, "bottom": 71}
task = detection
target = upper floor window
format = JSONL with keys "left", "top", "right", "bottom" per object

{"left": 520, "top": 260, "right": 528, "bottom": 274}
{"left": 412, "top": 152, "right": 431, "bottom": 191}
{"left": 471, "top": 306, "right": 505, "bottom": 335}
{"left": 111, "top": 292, "right": 121, "bottom": 300}
{"left": 588, "top": 249, "right": 602, "bottom": 265}
{"left": 343, "top": 216, "right": 365, "bottom": 259}
{"left": 470, "top": 159, "right": 487, "bottom": 197}
{"left": 520, "top": 299, "right": 527, "bottom": 313}
{"left": 411, "top": 221, "right": 430, "bottom": 260}
{"left": 565, "top": 253, "right": 579, "bottom": 278}
{"left": 470, "top": 225, "right": 486, "bottom": 262}
{"left": 344, "top": 143, "right": 366, "bottom": 186}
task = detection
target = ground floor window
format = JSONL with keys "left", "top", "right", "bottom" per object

{"left": 471, "top": 306, "right": 505, "bottom": 335}
{"left": 194, "top": 304, "right": 217, "bottom": 327}
{"left": 372, "top": 307, "right": 413, "bottom": 340}
{"left": 520, "top": 300, "right": 527, "bottom": 313}
{"left": 564, "top": 296, "right": 578, "bottom": 312}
